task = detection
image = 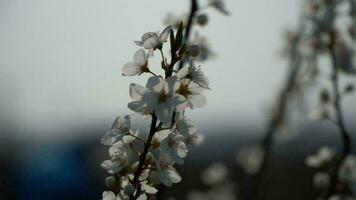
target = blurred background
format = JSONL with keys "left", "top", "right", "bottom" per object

{"left": 0, "top": 0, "right": 355, "bottom": 199}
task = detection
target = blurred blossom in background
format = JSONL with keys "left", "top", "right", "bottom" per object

{"left": 0, "top": 0, "right": 355, "bottom": 199}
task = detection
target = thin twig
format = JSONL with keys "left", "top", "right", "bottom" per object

{"left": 148, "top": 71, "right": 158, "bottom": 77}
{"left": 127, "top": 132, "right": 146, "bottom": 143}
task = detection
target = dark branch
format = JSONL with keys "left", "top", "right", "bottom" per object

{"left": 130, "top": 114, "right": 157, "bottom": 200}
{"left": 242, "top": 30, "right": 304, "bottom": 200}
{"left": 324, "top": 34, "right": 352, "bottom": 199}
{"left": 178, "top": 0, "right": 199, "bottom": 70}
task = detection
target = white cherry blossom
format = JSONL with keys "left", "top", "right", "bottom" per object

{"left": 128, "top": 76, "right": 184, "bottom": 122}
{"left": 134, "top": 25, "right": 172, "bottom": 50}
{"left": 176, "top": 79, "right": 207, "bottom": 110}
{"left": 305, "top": 146, "right": 335, "bottom": 168}
{"left": 177, "top": 61, "right": 209, "bottom": 89}
{"left": 176, "top": 116, "right": 197, "bottom": 136}
{"left": 101, "top": 115, "right": 131, "bottom": 145}
{"left": 122, "top": 49, "right": 150, "bottom": 76}
{"left": 140, "top": 180, "right": 158, "bottom": 195}
{"left": 160, "top": 132, "right": 188, "bottom": 164}
{"left": 152, "top": 154, "right": 182, "bottom": 187}
{"left": 109, "top": 141, "right": 129, "bottom": 164}
{"left": 101, "top": 140, "right": 137, "bottom": 174}
{"left": 101, "top": 160, "right": 122, "bottom": 175}
{"left": 100, "top": 6, "right": 217, "bottom": 197}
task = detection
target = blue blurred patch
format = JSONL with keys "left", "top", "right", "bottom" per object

{"left": 18, "top": 144, "right": 95, "bottom": 200}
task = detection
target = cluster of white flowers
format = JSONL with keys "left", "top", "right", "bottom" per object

{"left": 99, "top": 0, "right": 231, "bottom": 198}
{"left": 305, "top": 147, "right": 335, "bottom": 168}
{"left": 305, "top": 147, "right": 356, "bottom": 199}
{"left": 101, "top": 22, "right": 209, "bottom": 200}
{"left": 272, "top": 0, "right": 356, "bottom": 137}
{"left": 187, "top": 163, "right": 237, "bottom": 200}
{"left": 298, "top": 1, "right": 356, "bottom": 199}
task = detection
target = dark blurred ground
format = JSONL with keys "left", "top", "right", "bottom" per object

{"left": 0, "top": 121, "right": 354, "bottom": 200}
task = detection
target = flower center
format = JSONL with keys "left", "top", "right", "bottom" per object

{"left": 140, "top": 61, "right": 150, "bottom": 73}
{"left": 157, "top": 90, "right": 168, "bottom": 102}
{"left": 114, "top": 124, "right": 128, "bottom": 134}
{"left": 177, "top": 84, "right": 192, "bottom": 98}
{"left": 186, "top": 72, "right": 193, "bottom": 79}
{"left": 111, "top": 149, "right": 125, "bottom": 162}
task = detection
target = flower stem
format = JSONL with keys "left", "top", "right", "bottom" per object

{"left": 127, "top": 133, "right": 146, "bottom": 144}
{"left": 159, "top": 49, "right": 165, "bottom": 63}
{"left": 148, "top": 70, "right": 158, "bottom": 77}
{"left": 129, "top": 114, "right": 158, "bottom": 200}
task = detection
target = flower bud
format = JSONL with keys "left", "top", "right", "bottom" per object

{"left": 186, "top": 44, "right": 200, "bottom": 57}
{"left": 124, "top": 183, "right": 135, "bottom": 195}
{"left": 196, "top": 14, "right": 208, "bottom": 26}
{"left": 105, "top": 176, "right": 118, "bottom": 189}
{"left": 344, "top": 84, "right": 354, "bottom": 94}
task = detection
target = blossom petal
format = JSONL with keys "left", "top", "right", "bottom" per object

{"left": 160, "top": 25, "right": 172, "bottom": 42}
{"left": 168, "top": 168, "right": 181, "bottom": 184}
{"left": 137, "top": 194, "right": 147, "bottom": 200}
{"left": 143, "top": 37, "right": 161, "bottom": 49}
{"left": 166, "top": 76, "right": 179, "bottom": 95}
{"left": 102, "top": 191, "right": 116, "bottom": 200}
{"left": 155, "top": 104, "right": 173, "bottom": 122}
{"left": 141, "top": 32, "right": 156, "bottom": 41}
{"left": 188, "top": 94, "right": 207, "bottom": 109}
{"left": 177, "top": 142, "right": 188, "bottom": 158}
{"left": 175, "top": 95, "right": 188, "bottom": 111}
{"left": 101, "top": 160, "right": 121, "bottom": 174}
{"left": 177, "top": 65, "right": 189, "bottom": 79}
{"left": 142, "top": 183, "right": 158, "bottom": 194}
{"left": 141, "top": 92, "right": 159, "bottom": 113}
{"left": 101, "top": 131, "right": 119, "bottom": 145}
{"left": 122, "top": 62, "right": 141, "bottom": 76}
{"left": 146, "top": 76, "right": 164, "bottom": 92}
{"left": 147, "top": 49, "right": 154, "bottom": 57}
{"left": 129, "top": 83, "right": 147, "bottom": 101}
{"left": 189, "top": 82, "right": 204, "bottom": 94}
{"left": 128, "top": 100, "right": 147, "bottom": 113}
{"left": 133, "top": 49, "right": 147, "bottom": 66}
{"left": 159, "top": 169, "right": 173, "bottom": 187}
{"left": 109, "top": 141, "right": 123, "bottom": 157}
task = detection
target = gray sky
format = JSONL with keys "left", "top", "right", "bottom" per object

{"left": 1, "top": 0, "right": 354, "bottom": 138}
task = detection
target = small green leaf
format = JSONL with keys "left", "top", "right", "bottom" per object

{"left": 170, "top": 29, "right": 176, "bottom": 54}
{"left": 176, "top": 21, "right": 184, "bottom": 49}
